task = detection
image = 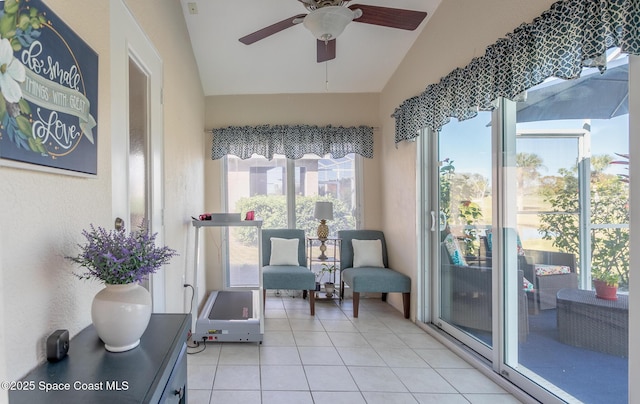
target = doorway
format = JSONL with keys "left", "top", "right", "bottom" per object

{"left": 110, "top": 0, "right": 165, "bottom": 311}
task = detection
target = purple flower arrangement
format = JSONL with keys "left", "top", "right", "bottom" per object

{"left": 68, "top": 222, "right": 177, "bottom": 285}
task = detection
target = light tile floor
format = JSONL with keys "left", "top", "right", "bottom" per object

{"left": 187, "top": 295, "right": 523, "bottom": 404}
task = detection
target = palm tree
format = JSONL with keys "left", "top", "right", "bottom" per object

{"left": 516, "top": 152, "right": 546, "bottom": 211}
{"left": 516, "top": 152, "right": 546, "bottom": 186}
{"left": 610, "top": 152, "right": 629, "bottom": 183}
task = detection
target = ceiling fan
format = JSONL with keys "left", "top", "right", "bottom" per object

{"left": 239, "top": 0, "right": 427, "bottom": 63}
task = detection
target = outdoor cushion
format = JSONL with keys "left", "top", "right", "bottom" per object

{"left": 534, "top": 264, "right": 571, "bottom": 276}
{"left": 523, "top": 277, "right": 534, "bottom": 292}
{"left": 443, "top": 233, "right": 467, "bottom": 266}
{"left": 486, "top": 229, "right": 525, "bottom": 256}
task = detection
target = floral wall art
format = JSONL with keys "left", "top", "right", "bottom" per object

{"left": 0, "top": 0, "right": 98, "bottom": 175}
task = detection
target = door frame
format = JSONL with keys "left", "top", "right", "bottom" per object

{"left": 110, "top": 0, "right": 165, "bottom": 311}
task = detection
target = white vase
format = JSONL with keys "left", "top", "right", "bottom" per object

{"left": 91, "top": 283, "right": 152, "bottom": 352}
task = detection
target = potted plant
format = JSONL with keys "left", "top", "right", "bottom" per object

{"left": 67, "top": 222, "right": 177, "bottom": 352}
{"left": 592, "top": 267, "right": 619, "bottom": 300}
{"left": 319, "top": 263, "right": 337, "bottom": 298}
{"left": 459, "top": 200, "right": 483, "bottom": 258}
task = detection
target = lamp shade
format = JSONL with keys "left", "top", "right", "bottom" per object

{"left": 314, "top": 201, "right": 334, "bottom": 220}
{"left": 303, "top": 6, "right": 355, "bottom": 42}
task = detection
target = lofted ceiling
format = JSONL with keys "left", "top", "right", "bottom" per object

{"left": 179, "top": 0, "right": 441, "bottom": 96}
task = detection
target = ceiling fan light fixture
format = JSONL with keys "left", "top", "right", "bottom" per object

{"left": 303, "top": 6, "right": 355, "bottom": 42}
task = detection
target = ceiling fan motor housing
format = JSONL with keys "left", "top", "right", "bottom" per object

{"left": 299, "top": 0, "right": 351, "bottom": 11}
{"left": 303, "top": 6, "right": 357, "bottom": 41}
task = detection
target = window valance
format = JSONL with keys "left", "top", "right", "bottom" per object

{"left": 211, "top": 124, "right": 374, "bottom": 160}
{"left": 393, "top": 0, "right": 640, "bottom": 143}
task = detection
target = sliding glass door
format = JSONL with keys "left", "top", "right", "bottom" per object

{"left": 499, "top": 56, "right": 629, "bottom": 402}
{"left": 433, "top": 111, "right": 494, "bottom": 356}
{"left": 424, "top": 53, "right": 630, "bottom": 402}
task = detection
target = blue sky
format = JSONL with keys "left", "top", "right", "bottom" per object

{"left": 439, "top": 112, "right": 629, "bottom": 180}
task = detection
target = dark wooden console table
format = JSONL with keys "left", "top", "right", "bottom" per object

{"left": 556, "top": 288, "right": 628, "bottom": 357}
{"left": 10, "top": 313, "right": 190, "bottom": 403}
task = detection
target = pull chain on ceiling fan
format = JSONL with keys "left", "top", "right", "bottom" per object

{"left": 239, "top": 0, "right": 427, "bottom": 63}
{"left": 325, "top": 60, "right": 329, "bottom": 91}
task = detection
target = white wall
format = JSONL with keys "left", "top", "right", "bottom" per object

{"left": 0, "top": 0, "right": 204, "bottom": 394}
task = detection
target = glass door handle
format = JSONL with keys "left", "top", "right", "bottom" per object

{"left": 430, "top": 211, "right": 447, "bottom": 232}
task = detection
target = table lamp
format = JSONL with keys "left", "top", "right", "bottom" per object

{"left": 314, "top": 201, "right": 333, "bottom": 260}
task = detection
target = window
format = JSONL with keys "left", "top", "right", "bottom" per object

{"left": 224, "top": 153, "right": 361, "bottom": 288}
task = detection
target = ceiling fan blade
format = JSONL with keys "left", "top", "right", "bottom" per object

{"left": 317, "top": 39, "right": 336, "bottom": 63}
{"left": 239, "top": 14, "right": 306, "bottom": 45}
{"left": 349, "top": 4, "right": 427, "bottom": 31}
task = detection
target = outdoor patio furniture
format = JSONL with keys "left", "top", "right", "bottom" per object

{"left": 440, "top": 242, "right": 529, "bottom": 341}
{"left": 481, "top": 233, "right": 577, "bottom": 311}
{"left": 557, "top": 288, "right": 628, "bottom": 357}
{"left": 522, "top": 250, "right": 578, "bottom": 310}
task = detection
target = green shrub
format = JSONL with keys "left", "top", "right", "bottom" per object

{"left": 233, "top": 195, "right": 356, "bottom": 245}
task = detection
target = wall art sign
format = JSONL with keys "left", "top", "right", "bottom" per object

{"left": 0, "top": 0, "right": 98, "bottom": 175}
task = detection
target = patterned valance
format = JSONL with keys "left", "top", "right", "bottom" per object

{"left": 211, "top": 124, "right": 374, "bottom": 160}
{"left": 393, "top": 0, "right": 640, "bottom": 143}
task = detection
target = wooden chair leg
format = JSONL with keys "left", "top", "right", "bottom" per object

{"left": 381, "top": 292, "right": 387, "bottom": 302}
{"left": 309, "top": 289, "right": 315, "bottom": 316}
{"left": 302, "top": 290, "right": 307, "bottom": 299}
{"left": 340, "top": 280, "right": 345, "bottom": 300}
{"left": 402, "top": 292, "right": 410, "bottom": 319}
{"left": 353, "top": 292, "right": 360, "bottom": 318}
{"left": 263, "top": 289, "right": 267, "bottom": 311}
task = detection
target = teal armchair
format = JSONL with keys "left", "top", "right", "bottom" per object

{"left": 338, "top": 230, "right": 411, "bottom": 318}
{"left": 261, "top": 229, "right": 315, "bottom": 315}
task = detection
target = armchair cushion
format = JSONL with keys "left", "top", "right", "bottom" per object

{"left": 339, "top": 230, "right": 388, "bottom": 269}
{"left": 262, "top": 265, "right": 315, "bottom": 290}
{"left": 261, "top": 229, "right": 306, "bottom": 267}
{"left": 269, "top": 237, "right": 300, "bottom": 266}
{"left": 352, "top": 239, "right": 384, "bottom": 268}
{"left": 342, "top": 267, "right": 410, "bottom": 293}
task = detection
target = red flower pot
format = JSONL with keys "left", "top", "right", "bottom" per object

{"left": 593, "top": 279, "right": 618, "bottom": 300}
